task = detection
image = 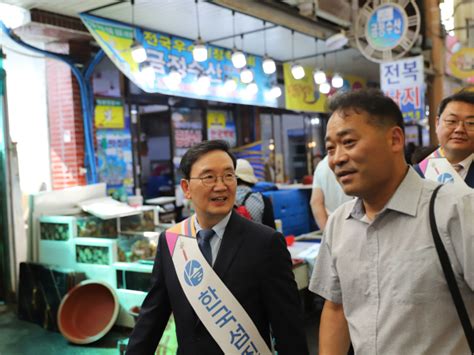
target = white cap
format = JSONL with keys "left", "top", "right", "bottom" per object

{"left": 235, "top": 159, "right": 258, "bottom": 184}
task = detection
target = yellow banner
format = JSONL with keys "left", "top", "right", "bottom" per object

{"left": 94, "top": 99, "right": 125, "bottom": 129}
{"left": 283, "top": 63, "right": 367, "bottom": 113}
{"left": 449, "top": 48, "right": 474, "bottom": 79}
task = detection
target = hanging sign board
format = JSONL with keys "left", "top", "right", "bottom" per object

{"left": 80, "top": 13, "right": 277, "bottom": 108}
{"left": 94, "top": 98, "right": 125, "bottom": 129}
{"left": 380, "top": 55, "right": 425, "bottom": 123}
{"left": 354, "top": 0, "right": 420, "bottom": 63}
{"left": 283, "top": 63, "right": 366, "bottom": 113}
{"left": 448, "top": 47, "right": 474, "bottom": 80}
{"left": 207, "top": 111, "right": 236, "bottom": 147}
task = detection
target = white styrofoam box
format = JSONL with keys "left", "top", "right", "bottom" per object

{"left": 38, "top": 216, "right": 77, "bottom": 268}
{"left": 116, "top": 289, "right": 147, "bottom": 328}
{"left": 74, "top": 238, "right": 118, "bottom": 288}
{"left": 74, "top": 263, "right": 118, "bottom": 289}
{"left": 114, "top": 261, "right": 153, "bottom": 292}
{"left": 74, "top": 237, "right": 118, "bottom": 266}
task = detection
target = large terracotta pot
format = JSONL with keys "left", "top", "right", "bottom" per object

{"left": 57, "top": 280, "right": 119, "bottom": 344}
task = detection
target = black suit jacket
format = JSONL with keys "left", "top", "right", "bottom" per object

{"left": 414, "top": 161, "right": 474, "bottom": 188}
{"left": 126, "top": 211, "right": 309, "bottom": 355}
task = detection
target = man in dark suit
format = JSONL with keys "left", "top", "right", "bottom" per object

{"left": 414, "top": 90, "right": 474, "bottom": 187}
{"left": 126, "top": 140, "right": 308, "bottom": 355}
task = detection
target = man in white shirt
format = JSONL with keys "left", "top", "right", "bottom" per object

{"left": 310, "top": 155, "right": 351, "bottom": 230}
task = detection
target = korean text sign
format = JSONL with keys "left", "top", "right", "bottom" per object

{"left": 380, "top": 55, "right": 425, "bottom": 123}
{"left": 80, "top": 13, "right": 277, "bottom": 108}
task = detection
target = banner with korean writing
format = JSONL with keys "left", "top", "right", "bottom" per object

{"left": 207, "top": 111, "right": 236, "bottom": 147}
{"left": 283, "top": 63, "right": 366, "bottom": 112}
{"left": 94, "top": 98, "right": 125, "bottom": 129}
{"left": 171, "top": 108, "right": 203, "bottom": 183}
{"left": 96, "top": 130, "right": 134, "bottom": 199}
{"left": 80, "top": 13, "right": 277, "bottom": 108}
{"left": 380, "top": 55, "right": 425, "bottom": 123}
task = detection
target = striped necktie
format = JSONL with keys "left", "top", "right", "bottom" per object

{"left": 197, "top": 229, "right": 215, "bottom": 265}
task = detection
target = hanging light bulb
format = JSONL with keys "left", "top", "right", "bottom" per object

{"left": 291, "top": 63, "right": 305, "bottom": 80}
{"left": 247, "top": 82, "right": 258, "bottom": 95}
{"left": 240, "top": 67, "right": 253, "bottom": 84}
{"left": 193, "top": 38, "right": 208, "bottom": 62}
{"left": 140, "top": 62, "right": 155, "bottom": 80}
{"left": 164, "top": 68, "right": 182, "bottom": 89}
{"left": 313, "top": 69, "right": 326, "bottom": 85}
{"left": 192, "top": 1, "right": 207, "bottom": 62}
{"left": 232, "top": 49, "right": 246, "bottom": 69}
{"left": 331, "top": 73, "right": 344, "bottom": 88}
{"left": 197, "top": 73, "right": 211, "bottom": 90}
{"left": 319, "top": 82, "right": 331, "bottom": 94}
{"left": 224, "top": 77, "right": 237, "bottom": 92}
{"left": 131, "top": 41, "right": 147, "bottom": 63}
{"left": 270, "top": 85, "right": 282, "bottom": 98}
{"left": 262, "top": 56, "right": 276, "bottom": 75}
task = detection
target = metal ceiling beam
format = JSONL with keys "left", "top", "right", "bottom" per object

{"left": 207, "top": 0, "right": 338, "bottom": 40}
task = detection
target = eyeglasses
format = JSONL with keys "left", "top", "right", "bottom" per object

{"left": 189, "top": 172, "right": 237, "bottom": 187}
{"left": 442, "top": 118, "right": 474, "bottom": 131}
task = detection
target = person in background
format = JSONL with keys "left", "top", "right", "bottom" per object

{"left": 310, "top": 155, "right": 351, "bottom": 230}
{"left": 310, "top": 89, "right": 473, "bottom": 354}
{"left": 126, "top": 140, "right": 308, "bottom": 355}
{"left": 235, "top": 158, "right": 276, "bottom": 229}
{"left": 235, "top": 159, "right": 264, "bottom": 222}
{"left": 414, "top": 90, "right": 474, "bottom": 187}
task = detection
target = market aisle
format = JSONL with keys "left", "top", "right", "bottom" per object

{"left": 0, "top": 302, "right": 321, "bottom": 354}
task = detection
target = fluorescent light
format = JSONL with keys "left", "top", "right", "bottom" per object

{"left": 331, "top": 73, "right": 344, "bottom": 88}
{"left": 0, "top": 3, "right": 30, "bottom": 29}
{"left": 231, "top": 49, "right": 246, "bottom": 69}
{"left": 193, "top": 40, "right": 208, "bottom": 62}
{"left": 131, "top": 41, "right": 147, "bottom": 63}
{"left": 313, "top": 69, "right": 327, "bottom": 85}
{"left": 291, "top": 63, "right": 305, "bottom": 80}
{"left": 319, "top": 82, "right": 331, "bottom": 94}
{"left": 240, "top": 67, "right": 254, "bottom": 84}
{"left": 262, "top": 56, "right": 276, "bottom": 74}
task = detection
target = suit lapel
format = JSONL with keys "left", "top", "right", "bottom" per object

{"left": 465, "top": 163, "right": 474, "bottom": 188}
{"left": 213, "top": 211, "right": 245, "bottom": 279}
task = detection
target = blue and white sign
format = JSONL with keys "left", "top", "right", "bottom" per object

{"left": 184, "top": 260, "right": 204, "bottom": 286}
{"left": 80, "top": 13, "right": 278, "bottom": 108}
{"left": 381, "top": 55, "right": 425, "bottom": 123}
{"left": 366, "top": 4, "right": 407, "bottom": 50}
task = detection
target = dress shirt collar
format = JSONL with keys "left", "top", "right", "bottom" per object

{"left": 194, "top": 211, "right": 232, "bottom": 241}
{"left": 346, "top": 167, "right": 424, "bottom": 220}
{"left": 454, "top": 153, "right": 473, "bottom": 179}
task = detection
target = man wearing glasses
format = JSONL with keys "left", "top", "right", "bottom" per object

{"left": 126, "top": 140, "right": 308, "bottom": 355}
{"left": 415, "top": 90, "right": 474, "bottom": 187}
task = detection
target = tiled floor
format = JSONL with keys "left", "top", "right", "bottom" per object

{"left": 0, "top": 295, "right": 323, "bottom": 355}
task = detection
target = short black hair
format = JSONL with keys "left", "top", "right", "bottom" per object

{"left": 437, "top": 89, "right": 474, "bottom": 117}
{"left": 179, "top": 140, "right": 236, "bottom": 179}
{"left": 328, "top": 89, "right": 404, "bottom": 131}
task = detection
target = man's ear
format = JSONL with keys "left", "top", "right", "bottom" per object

{"left": 180, "top": 179, "right": 192, "bottom": 199}
{"left": 435, "top": 116, "right": 441, "bottom": 129}
{"left": 389, "top": 126, "right": 405, "bottom": 153}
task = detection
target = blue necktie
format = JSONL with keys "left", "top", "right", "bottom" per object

{"left": 197, "top": 229, "right": 214, "bottom": 265}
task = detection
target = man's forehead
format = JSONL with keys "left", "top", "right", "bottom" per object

{"left": 443, "top": 101, "right": 474, "bottom": 117}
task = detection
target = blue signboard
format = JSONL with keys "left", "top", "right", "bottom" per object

{"left": 80, "top": 13, "right": 278, "bottom": 107}
{"left": 366, "top": 4, "right": 407, "bottom": 50}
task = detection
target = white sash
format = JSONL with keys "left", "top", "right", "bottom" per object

{"left": 165, "top": 216, "right": 272, "bottom": 354}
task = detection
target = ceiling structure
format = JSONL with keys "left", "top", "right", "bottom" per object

{"left": 0, "top": 0, "right": 380, "bottom": 81}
